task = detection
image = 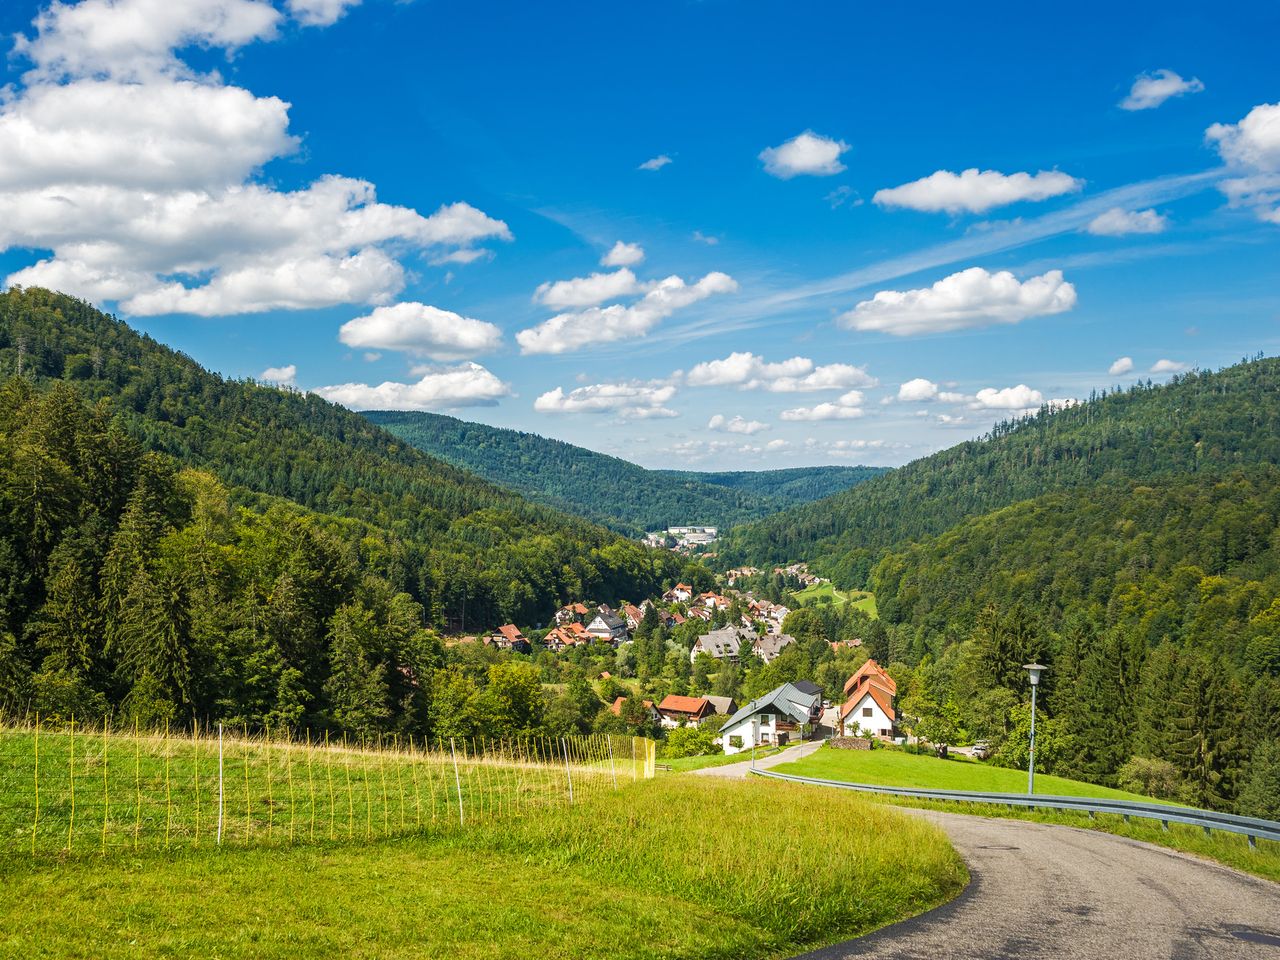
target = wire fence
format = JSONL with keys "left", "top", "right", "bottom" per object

{"left": 0, "top": 715, "right": 657, "bottom": 859}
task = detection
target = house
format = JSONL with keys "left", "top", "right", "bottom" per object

{"left": 623, "top": 604, "right": 645, "bottom": 630}
{"left": 838, "top": 659, "right": 897, "bottom": 739}
{"left": 585, "top": 612, "right": 628, "bottom": 643}
{"left": 703, "top": 695, "right": 738, "bottom": 717}
{"left": 490, "top": 624, "right": 530, "bottom": 654}
{"left": 751, "top": 633, "right": 796, "bottom": 664}
{"left": 554, "top": 602, "right": 590, "bottom": 625}
{"left": 718, "top": 682, "right": 823, "bottom": 754}
{"left": 687, "top": 606, "right": 713, "bottom": 622}
{"left": 690, "top": 626, "right": 754, "bottom": 663}
{"left": 671, "top": 583, "right": 694, "bottom": 603}
{"left": 544, "top": 622, "right": 590, "bottom": 651}
{"left": 609, "top": 696, "right": 659, "bottom": 724}
{"left": 697, "top": 592, "right": 731, "bottom": 611}
{"left": 655, "top": 694, "right": 715, "bottom": 728}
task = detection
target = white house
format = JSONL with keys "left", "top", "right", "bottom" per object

{"left": 750, "top": 633, "right": 796, "bottom": 664}
{"left": 718, "top": 681, "right": 822, "bottom": 755}
{"left": 585, "top": 613, "right": 628, "bottom": 643}
{"left": 838, "top": 659, "right": 897, "bottom": 739}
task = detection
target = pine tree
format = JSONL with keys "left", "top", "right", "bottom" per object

{"left": 323, "top": 603, "right": 390, "bottom": 736}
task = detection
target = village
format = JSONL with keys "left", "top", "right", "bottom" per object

{"left": 453, "top": 563, "right": 899, "bottom": 758}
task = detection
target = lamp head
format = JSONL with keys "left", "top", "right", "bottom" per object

{"left": 1023, "top": 663, "right": 1046, "bottom": 686}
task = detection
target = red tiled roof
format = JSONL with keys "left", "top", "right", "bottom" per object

{"left": 842, "top": 658, "right": 896, "bottom": 696}
{"left": 656, "top": 694, "right": 712, "bottom": 718}
{"left": 840, "top": 684, "right": 896, "bottom": 724}
{"left": 498, "top": 624, "right": 525, "bottom": 642}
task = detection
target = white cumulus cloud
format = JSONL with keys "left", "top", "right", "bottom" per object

{"left": 259, "top": 364, "right": 297, "bottom": 386}
{"left": 0, "top": 0, "right": 511, "bottom": 317}
{"left": 533, "top": 269, "right": 646, "bottom": 309}
{"left": 1086, "top": 207, "right": 1169, "bottom": 236}
{"left": 897, "top": 378, "right": 938, "bottom": 402}
{"left": 873, "top": 169, "right": 1082, "bottom": 215}
{"left": 601, "top": 241, "right": 644, "bottom": 267}
{"left": 780, "top": 390, "right": 866, "bottom": 421}
{"left": 1151, "top": 359, "right": 1188, "bottom": 373}
{"left": 534, "top": 381, "right": 677, "bottom": 420}
{"left": 517, "top": 272, "right": 737, "bottom": 355}
{"left": 1120, "top": 69, "right": 1204, "bottom": 111}
{"left": 315, "top": 362, "right": 511, "bottom": 411}
{"left": 685, "top": 351, "right": 877, "bottom": 392}
{"left": 839, "top": 267, "right": 1076, "bottom": 337}
{"left": 972, "top": 385, "right": 1044, "bottom": 410}
{"left": 759, "top": 131, "right": 849, "bottom": 179}
{"left": 1206, "top": 102, "right": 1280, "bottom": 224}
{"left": 708, "top": 414, "right": 768, "bottom": 435}
{"left": 337, "top": 302, "right": 502, "bottom": 360}
{"left": 639, "top": 154, "right": 672, "bottom": 171}
{"left": 1109, "top": 356, "right": 1135, "bottom": 376}
{"left": 287, "top": 0, "right": 361, "bottom": 27}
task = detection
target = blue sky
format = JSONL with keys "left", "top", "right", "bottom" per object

{"left": 2, "top": 0, "right": 1278, "bottom": 469}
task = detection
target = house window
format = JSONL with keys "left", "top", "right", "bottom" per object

{"left": 862, "top": 707, "right": 873, "bottom": 717}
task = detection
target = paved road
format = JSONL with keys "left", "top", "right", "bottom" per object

{"left": 691, "top": 739, "right": 823, "bottom": 778}
{"left": 795, "top": 808, "right": 1280, "bottom": 959}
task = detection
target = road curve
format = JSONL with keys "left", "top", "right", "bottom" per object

{"left": 796, "top": 809, "right": 1280, "bottom": 960}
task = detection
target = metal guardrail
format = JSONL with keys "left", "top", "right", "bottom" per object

{"left": 751, "top": 769, "right": 1280, "bottom": 849}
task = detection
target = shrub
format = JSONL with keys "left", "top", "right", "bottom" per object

{"left": 663, "top": 725, "right": 721, "bottom": 759}
{"left": 1116, "top": 756, "right": 1188, "bottom": 801}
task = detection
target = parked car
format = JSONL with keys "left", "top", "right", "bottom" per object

{"left": 971, "top": 740, "right": 992, "bottom": 760}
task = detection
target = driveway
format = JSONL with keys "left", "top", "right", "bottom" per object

{"left": 793, "top": 808, "right": 1280, "bottom": 959}
{"left": 691, "top": 739, "right": 823, "bottom": 778}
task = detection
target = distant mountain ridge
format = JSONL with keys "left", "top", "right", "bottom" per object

{"left": 721, "top": 355, "right": 1280, "bottom": 585}
{"left": 363, "top": 410, "right": 887, "bottom": 534}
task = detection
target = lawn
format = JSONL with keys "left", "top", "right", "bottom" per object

{"left": 0, "top": 776, "right": 966, "bottom": 960}
{"left": 792, "top": 582, "right": 878, "bottom": 618}
{"left": 775, "top": 745, "right": 1156, "bottom": 802}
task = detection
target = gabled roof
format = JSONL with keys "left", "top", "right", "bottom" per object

{"left": 843, "top": 659, "right": 896, "bottom": 696}
{"left": 497, "top": 624, "right": 525, "bottom": 642}
{"left": 792, "top": 679, "right": 821, "bottom": 697}
{"left": 752, "top": 633, "right": 797, "bottom": 660}
{"left": 656, "top": 694, "right": 713, "bottom": 718}
{"left": 840, "top": 684, "right": 896, "bottom": 724}
{"left": 694, "top": 626, "right": 752, "bottom": 658}
{"left": 589, "top": 613, "right": 626, "bottom": 630}
{"left": 722, "top": 682, "right": 821, "bottom": 731}
{"left": 703, "top": 695, "right": 737, "bottom": 715}
{"left": 610, "top": 695, "right": 654, "bottom": 716}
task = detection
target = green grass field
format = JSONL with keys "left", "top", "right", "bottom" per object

{"left": 772, "top": 744, "right": 1280, "bottom": 883}
{"left": 661, "top": 746, "right": 783, "bottom": 772}
{"left": 0, "top": 776, "right": 965, "bottom": 959}
{"left": 776, "top": 746, "right": 1156, "bottom": 802}
{"left": 792, "top": 582, "right": 878, "bottom": 618}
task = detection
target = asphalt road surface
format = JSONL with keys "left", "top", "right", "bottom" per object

{"left": 795, "top": 809, "right": 1280, "bottom": 959}
{"left": 690, "top": 739, "right": 824, "bottom": 778}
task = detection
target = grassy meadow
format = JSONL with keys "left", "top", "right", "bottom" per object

{"left": 774, "top": 743, "right": 1280, "bottom": 883}
{"left": 0, "top": 775, "right": 966, "bottom": 959}
{"left": 776, "top": 745, "right": 1156, "bottom": 801}
{"left": 661, "top": 746, "right": 783, "bottom": 772}
{"left": 792, "top": 582, "right": 878, "bottom": 618}
{"left": 0, "top": 722, "right": 639, "bottom": 857}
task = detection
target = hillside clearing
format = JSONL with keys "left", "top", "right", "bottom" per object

{"left": 0, "top": 776, "right": 965, "bottom": 960}
{"left": 793, "top": 582, "right": 878, "bottom": 618}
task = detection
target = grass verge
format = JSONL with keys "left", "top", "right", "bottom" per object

{"left": 662, "top": 746, "right": 783, "bottom": 772}
{"left": 773, "top": 745, "right": 1280, "bottom": 884}
{"left": 0, "top": 776, "right": 966, "bottom": 960}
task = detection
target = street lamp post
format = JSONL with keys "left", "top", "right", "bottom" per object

{"left": 1023, "top": 663, "right": 1046, "bottom": 794}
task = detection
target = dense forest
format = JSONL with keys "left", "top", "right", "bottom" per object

{"left": 721, "top": 357, "right": 1280, "bottom": 585}
{"left": 713, "top": 356, "right": 1280, "bottom": 817}
{"left": 365, "top": 410, "right": 884, "bottom": 534}
{"left": 0, "top": 288, "right": 705, "bottom": 733}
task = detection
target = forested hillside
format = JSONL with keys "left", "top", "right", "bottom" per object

{"left": 713, "top": 356, "right": 1280, "bottom": 816}
{"left": 365, "top": 410, "right": 884, "bottom": 533}
{"left": 723, "top": 357, "right": 1280, "bottom": 585}
{"left": 0, "top": 288, "right": 698, "bottom": 730}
